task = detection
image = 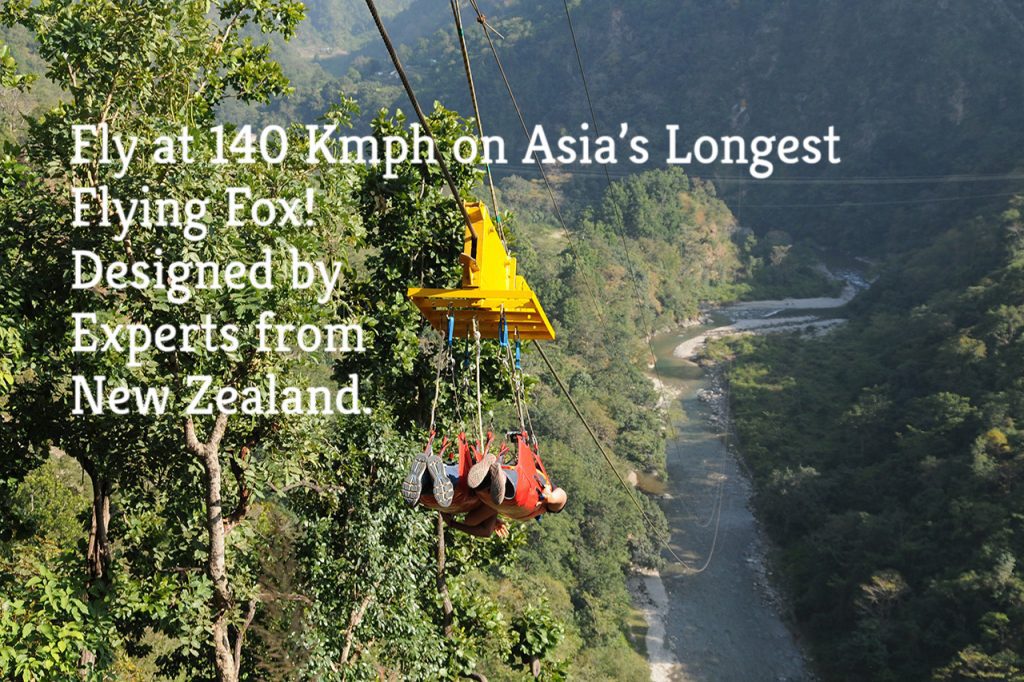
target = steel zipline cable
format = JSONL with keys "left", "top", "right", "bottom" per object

{"left": 533, "top": 340, "right": 723, "bottom": 574}
{"left": 561, "top": 0, "right": 732, "bottom": 546}
{"left": 462, "top": 0, "right": 607, "bottom": 323}
{"left": 489, "top": 163, "right": 1024, "bottom": 184}
{"left": 465, "top": 0, "right": 726, "bottom": 572}
{"left": 449, "top": 0, "right": 501, "bottom": 227}
{"left": 365, "top": 0, "right": 722, "bottom": 573}
{"left": 362, "top": 0, "right": 479, "bottom": 251}
{"left": 559, "top": 0, "right": 681, "bottom": 440}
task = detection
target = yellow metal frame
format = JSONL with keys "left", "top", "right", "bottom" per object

{"left": 408, "top": 202, "right": 555, "bottom": 341}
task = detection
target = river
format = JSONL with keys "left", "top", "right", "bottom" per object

{"left": 634, "top": 263, "right": 870, "bottom": 682}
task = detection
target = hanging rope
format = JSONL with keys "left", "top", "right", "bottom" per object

{"left": 428, "top": 344, "right": 448, "bottom": 432}
{"left": 502, "top": 330, "right": 527, "bottom": 433}
{"left": 522, "top": 380, "right": 539, "bottom": 452}
{"left": 556, "top": 0, "right": 732, "bottom": 552}
{"left": 473, "top": 319, "right": 485, "bottom": 445}
{"left": 681, "top": 379, "right": 732, "bottom": 572}
{"left": 560, "top": 0, "right": 678, "bottom": 439}
{"left": 447, "top": 347, "right": 466, "bottom": 431}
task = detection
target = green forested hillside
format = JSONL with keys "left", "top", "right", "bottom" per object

{"left": 255, "top": 2, "right": 1024, "bottom": 679}
{"left": 262, "top": 0, "right": 1024, "bottom": 254}
{"left": 718, "top": 194, "right": 1024, "bottom": 680}
{"left": 0, "top": 24, "right": 59, "bottom": 141}
{"left": 16, "top": 0, "right": 1022, "bottom": 253}
{"left": 5, "top": 1, "right": 1024, "bottom": 680}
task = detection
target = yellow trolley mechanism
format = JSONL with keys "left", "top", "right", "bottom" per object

{"left": 408, "top": 202, "right": 555, "bottom": 341}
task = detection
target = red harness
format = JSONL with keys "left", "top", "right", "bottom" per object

{"left": 418, "top": 434, "right": 482, "bottom": 514}
{"left": 420, "top": 432, "right": 552, "bottom": 520}
{"left": 489, "top": 434, "right": 549, "bottom": 521}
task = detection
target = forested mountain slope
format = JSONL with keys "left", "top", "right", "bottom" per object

{"left": 266, "top": 0, "right": 1024, "bottom": 253}
{"left": 720, "top": 194, "right": 1024, "bottom": 680}
{"left": 4, "top": 1, "right": 1024, "bottom": 679}
{"left": 279, "top": 2, "right": 1024, "bottom": 679}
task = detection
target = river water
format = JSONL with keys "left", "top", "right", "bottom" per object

{"left": 633, "top": 265, "right": 870, "bottom": 681}
{"left": 635, "top": 328, "right": 810, "bottom": 682}
{"left": 630, "top": 253, "right": 872, "bottom": 675}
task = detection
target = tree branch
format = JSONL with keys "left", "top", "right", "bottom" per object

{"left": 97, "top": 63, "right": 123, "bottom": 127}
{"left": 210, "top": 413, "right": 229, "bottom": 449}
{"left": 224, "top": 446, "right": 252, "bottom": 534}
{"left": 185, "top": 416, "right": 202, "bottom": 454}
{"left": 64, "top": 59, "right": 77, "bottom": 89}
{"left": 340, "top": 591, "right": 375, "bottom": 667}
{"left": 270, "top": 479, "right": 347, "bottom": 496}
{"left": 437, "top": 514, "right": 454, "bottom": 637}
{"left": 260, "top": 589, "right": 313, "bottom": 605}
{"left": 216, "top": 11, "right": 245, "bottom": 55}
{"left": 159, "top": 566, "right": 204, "bottom": 575}
{"left": 224, "top": 419, "right": 279, "bottom": 533}
{"left": 233, "top": 598, "right": 258, "bottom": 680}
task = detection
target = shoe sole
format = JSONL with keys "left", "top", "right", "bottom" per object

{"left": 401, "top": 454, "right": 429, "bottom": 507}
{"left": 489, "top": 459, "right": 506, "bottom": 505}
{"left": 468, "top": 453, "right": 494, "bottom": 490}
{"left": 427, "top": 455, "right": 454, "bottom": 507}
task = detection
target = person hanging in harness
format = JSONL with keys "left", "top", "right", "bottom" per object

{"left": 402, "top": 432, "right": 510, "bottom": 538}
{"left": 469, "top": 431, "right": 567, "bottom": 520}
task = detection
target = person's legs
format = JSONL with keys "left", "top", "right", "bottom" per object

{"left": 492, "top": 433, "right": 539, "bottom": 507}
{"left": 488, "top": 456, "right": 507, "bottom": 505}
{"left": 467, "top": 439, "right": 492, "bottom": 489}
{"left": 445, "top": 507, "right": 499, "bottom": 538}
{"left": 468, "top": 433, "right": 504, "bottom": 488}
{"left": 402, "top": 439, "right": 454, "bottom": 508}
{"left": 490, "top": 432, "right": 531, "bottom": 504}
{"left": 427, "top": 454, "right": 453, "bottom": 507}
{"left": 468, "top": 435, "right": 510, "bottom": 506}
{"left": 401, "top": 449, "right": 431, "bottom": 507}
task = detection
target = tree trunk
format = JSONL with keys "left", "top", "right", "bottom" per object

{"left": 437, "top": 514, "right": 453, "bottom": 637}
{"left": 187, "top": 415, "right": 238, "bottom": 682}
{"left": 340, "top": 592, "right": 374, "bottom": 667}
{"left": 79, "top": 460, "right": 111, "bottom": 674}
{"left": 80, "top": 458, "right": 112, "bottom": 584}
{"left": 86, "top": 478, "right": 111, "bottom": 582}
{"left": 204, "top": 447, "right": 237, "bottom": 682}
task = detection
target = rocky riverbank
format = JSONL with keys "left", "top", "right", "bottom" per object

{"left": 632, "top": 270, "right": 870, "bottom": 681}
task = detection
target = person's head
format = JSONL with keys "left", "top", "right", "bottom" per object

{"left": 545, "top": 486, "right": 567, "bottom": 513}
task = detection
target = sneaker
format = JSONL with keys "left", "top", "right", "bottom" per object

{"left": 427, "top": 454, "right": 454, "bottom": 507}
{"left": 489, "top": 459, "right": 506, "bottom": 505}
{"left": 401, "top": 453, "right": 430, "bottom": 507}
{"left": 468, "top": 452, "right": 494, "bottom": 490}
